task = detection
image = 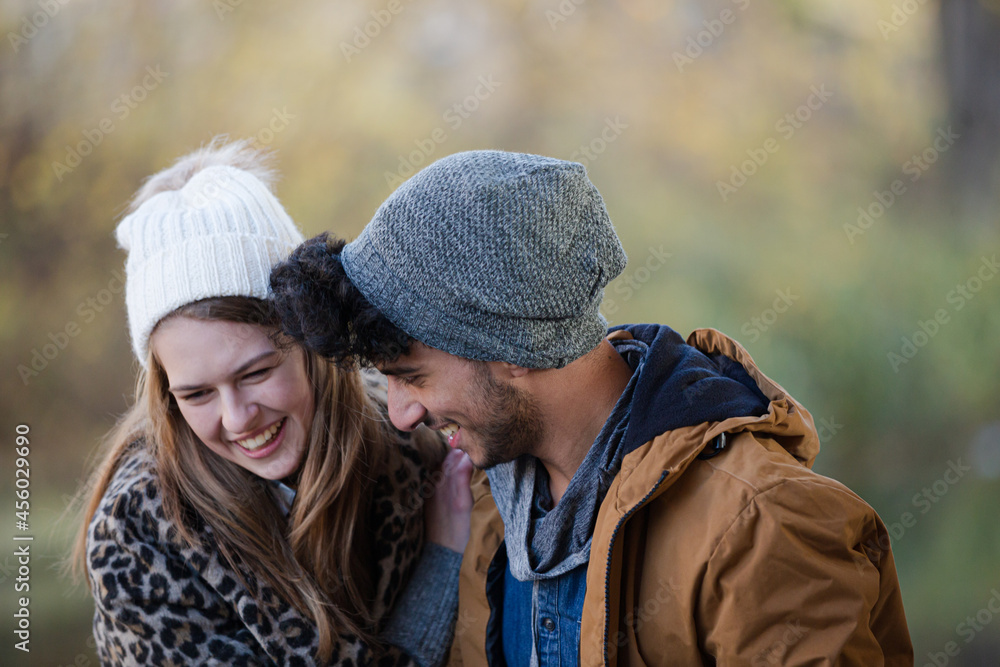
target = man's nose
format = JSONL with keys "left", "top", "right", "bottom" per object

{"left": 387, "top": 380, "right": 427, "bottom": 432}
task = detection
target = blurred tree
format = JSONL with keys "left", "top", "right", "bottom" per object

{"left": 0, "top": 1, "right": 997, "bottom": 662}
{"left": 940, "top": 0, "right": 1000, "bottom": 217}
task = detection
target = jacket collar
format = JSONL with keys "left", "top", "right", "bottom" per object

{"left": 607, "top": 324, "right": 771, "bottom": 458}
{"left": 466, "top": 327, "right": 820, "bottom": 537}
{"left": 605, "top": 327, "right": 820, "bottom": 511}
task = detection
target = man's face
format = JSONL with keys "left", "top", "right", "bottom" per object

{"left": 378, "top": 343, "right": 544, "bottom": 469}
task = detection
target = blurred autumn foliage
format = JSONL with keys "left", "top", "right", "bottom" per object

{"left": 1, "top": 0, "right": 998, "bottom": 664}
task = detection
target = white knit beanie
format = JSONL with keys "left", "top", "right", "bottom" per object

{"left": 115, "top": 165, "right": 304, "bottom": 366}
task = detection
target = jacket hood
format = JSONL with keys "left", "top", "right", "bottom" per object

{"left": 610, "top": 324, "right": 770, "bottom": 458}
{"left": 608, "top": 326, "right": 820, "bottom": 473}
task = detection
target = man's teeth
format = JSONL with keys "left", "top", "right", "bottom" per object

{"left": 440, "top": 423, "right": 458, "bottom": 438}
{"left": 236, "top": 419, "right": 283, "bottom": 451}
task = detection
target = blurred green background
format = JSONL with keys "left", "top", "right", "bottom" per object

{"left": 2, "top": 0, "right": 999, "bottom": 664}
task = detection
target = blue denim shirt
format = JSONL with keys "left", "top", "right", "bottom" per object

{"left": 502, "top": 557, "right": 588, "bottom": 666}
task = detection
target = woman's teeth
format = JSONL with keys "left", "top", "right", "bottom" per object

{"left": 236, "top": 419, "right": 283, "bottom": 451}
{"left": 440, "top": 423, "right": 458, "bottom": 438}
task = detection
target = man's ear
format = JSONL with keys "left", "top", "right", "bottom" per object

{"left": 491, "top": 361, "right": 531, "bottom": 379}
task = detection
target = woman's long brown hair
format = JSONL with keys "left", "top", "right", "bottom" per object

{"left": 70, "top": 297, "right": 431, "bottom": 662}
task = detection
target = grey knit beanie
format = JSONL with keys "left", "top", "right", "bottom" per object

{"left": 340, "top": 150, "right": 627, "bottom": 368}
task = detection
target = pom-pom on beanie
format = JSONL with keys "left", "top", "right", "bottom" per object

{"left": 116, "top": 165, "right": 304, "bottom": 366}
{"left": 341, "top": 150, "right": 627, "bottom": 369}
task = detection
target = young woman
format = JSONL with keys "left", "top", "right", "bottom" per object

{"left": 72, "top": 139, "right": 472, "bottom": 666}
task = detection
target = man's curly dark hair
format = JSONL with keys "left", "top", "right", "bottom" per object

{"left": 269, "top": 233, "right": 412, "bottom": 367}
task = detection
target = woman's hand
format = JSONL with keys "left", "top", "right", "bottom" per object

{"left": 424, "top": 449, "right": 474, "bottom": 553}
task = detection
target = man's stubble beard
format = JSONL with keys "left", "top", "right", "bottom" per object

{"left": 469, "top": 362, "right": 545, "bottom": 470}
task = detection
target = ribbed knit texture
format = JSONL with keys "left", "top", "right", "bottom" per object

{"left": 115, "top": 166, "right": 304, "bottom": 365}
{"left": 382, "top": 543, "right": 463, "bottom": 667}
{"left": 341, "top": 150, "right": 627, "bottom": 368}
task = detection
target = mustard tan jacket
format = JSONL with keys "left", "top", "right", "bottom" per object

{"left": 449, "top": 328, "right": 913, "bottom": 666}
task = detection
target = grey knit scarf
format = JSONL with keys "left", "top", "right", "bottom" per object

{"left": 486, "top": 336, "right": 646, "bottom": 581}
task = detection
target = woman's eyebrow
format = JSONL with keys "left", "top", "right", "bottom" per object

{"left": 169, "top": 350, "right": 279, "bottom": 393}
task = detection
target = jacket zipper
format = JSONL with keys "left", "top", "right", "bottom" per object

{"left": 601, "top": 469, "right": 670, "bottom": 666}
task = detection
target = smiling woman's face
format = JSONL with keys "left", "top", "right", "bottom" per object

{"left": 150, "top": 316, "right": 315, "bottom": 481}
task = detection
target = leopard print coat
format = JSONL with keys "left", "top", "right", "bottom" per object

{"left": 87, "top": 433, "right": 439, "bottom": 666}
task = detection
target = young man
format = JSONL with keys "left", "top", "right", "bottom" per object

{"left": 270, "top": 151, "right": 913, "bottom": 666}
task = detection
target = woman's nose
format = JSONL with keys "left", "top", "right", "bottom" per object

{"left": 221, "top": 390, "right": 260, "bottom": 436}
